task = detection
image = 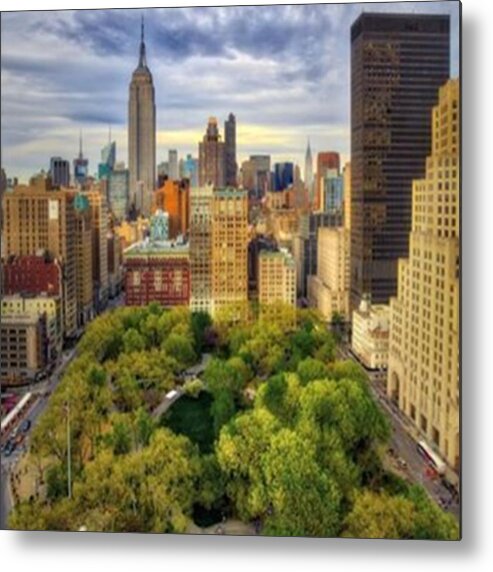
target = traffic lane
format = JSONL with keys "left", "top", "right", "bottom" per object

{"left": 384, "top": 400, "right": 460, "bottom": 518}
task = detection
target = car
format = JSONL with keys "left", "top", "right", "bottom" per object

{"left": 3, "top": 440, "right": 16, "bottom": 457}
{"left": 20, "top": 418, "right": 31, "bottom": 433}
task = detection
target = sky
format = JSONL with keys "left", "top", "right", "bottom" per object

{"left": 0, "top": 1, "right": 460, "bottom": 183}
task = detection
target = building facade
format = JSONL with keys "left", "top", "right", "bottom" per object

{"left": 352, "top": 299, "right": 390, "bottom": 370}
{"left": 304, "top": 140, "right": 314, "bottom": 203}
{"left": 199, "top": 117, "right": 226, "bottom": 187}
{"left": 294, "top": 211, "right": 343, "bottom": 298}
{"left": 258, "top": 249, "right": 296, "bottom": 310}
{"left": 190, "top": 185, "right": 214, "bottom": 314}
{"left": 124, "top": 238, "right": 190, "bottom": 307}
{"left": 1, "top": 294, "right": 63, "bottom": 361}
{"left": 49, "top": 157, "right": 70, "bottom": 188}
{"left": 273, "top": 162, "right": 294, "bottom": 192}
{"left": 316, "top": 152, "right": 340, "bottom": 211}
{"left": 307, "top": 227, "right": 350, "bottom": 321}
{"left": 0, "top": 314, "right": 48, "bottom": 385}
{"left": 108, "top": 163, "right": 130, "bottom": 221}
{"left": 153, "top": 179, "right": 189, "bottom": 238}
{"left": 387, "top": 79, "right": 460, "bottom": 470}
{"left": 350, "top": 13, "right": 450, "bottom": 307}
{"left": 224, "top": 113, "right": 237, "bottom": 187}
{"left": 2, "top": 186, "right": 78, "bottom": 337}
{"left": 85, "top": 189, "right": 109, "bottom": 311}
{"left": 211, "top": 188, "right": 248, "bottom": 317}
{"left": 128, "top": 19, "right": 156, "bottom": 216}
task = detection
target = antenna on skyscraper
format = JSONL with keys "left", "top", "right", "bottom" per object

{"left": 79, "top": 129, "right": 83, "bottom": 159}
{"left": 108, "top": 124, "right": 112, "bottom": 145}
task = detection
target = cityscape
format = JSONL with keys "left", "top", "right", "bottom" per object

{"left": 0, "top": 3, "right": 460, "bottom": 538}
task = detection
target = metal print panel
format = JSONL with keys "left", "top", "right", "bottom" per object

{"left": 0, "top": 1, "right": 461, "bottom": 539}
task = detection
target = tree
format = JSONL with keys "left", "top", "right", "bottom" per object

{"left": 211, "top": 389, "right": 236, "bottom": 435}
{"left": 161, "top": 333, "right": 196, "bottom": 369}
{"left": 407, "top": 485, "right": 459, "bottom": 540}
{"left": 296, "top": 357, "right": 329, "bottom": 385}
{"left": 122, "top": 328, "right": 146, "bottom": 354}
{"left": 191, "top": 311, "right": 213, "bottom": 353}
{"left": 342, "top": 490, "right": 416, "bottom": 539}
{"left": 261, "top": 429, "right": 342, "bottom": 537}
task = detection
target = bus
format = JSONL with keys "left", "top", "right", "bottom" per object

{"left": 416, "top": 440, "right": 446, "bottom": 476}
{"left": 1, "top": 392, "right": 34, "bottom": 442}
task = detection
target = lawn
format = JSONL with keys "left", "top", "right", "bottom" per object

{"left": 160, "top": 392, "right": 215, "bottom": 454}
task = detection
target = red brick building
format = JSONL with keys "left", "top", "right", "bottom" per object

{"left": 2, "top": 253, "right": 62, "bottom": 296}
{"left": 123, "top": 241, "right": 190, "bottom": 307}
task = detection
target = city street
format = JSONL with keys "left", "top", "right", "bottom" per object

{"left": 0, "top": 346, "right": 77, "bottom": 529}
{"left": 336, "top": 344, "right": 460, "bottom": 520}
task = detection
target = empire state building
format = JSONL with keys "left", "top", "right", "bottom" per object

{"left": 128, "top": 18, "right": 156, "bottom": 217}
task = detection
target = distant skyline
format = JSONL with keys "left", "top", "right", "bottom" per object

{"left": 1, "top": 2, "right": 460, "bottom": 182}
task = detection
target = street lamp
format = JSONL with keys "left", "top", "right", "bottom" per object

{"left": 64, "top": 401, "right": 72, "bottom": 499}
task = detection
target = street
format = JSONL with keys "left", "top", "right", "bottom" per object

{"left": 336, "top": 344, "right": 460, "bottom": 520}
{"left": 0, "top": 346, "right": 77, "bottom": 529}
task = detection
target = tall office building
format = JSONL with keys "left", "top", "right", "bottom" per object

{"left": 387, "top": 79, "right": 459, "bottom": 470}
{"left": 304, "top": 140, "right": 314, "bottom": 203}
{"left": 3, "top": 186, "right": 78, "bottom": 337}
{"left": 350, "top": 13, "right": 450, "bottom": 307}
{"left": 153, "top": 179, "right": 189, "bottom": 238}
{"left": 211, "top": 188, "right": 248, "bottom": 317}
{"left": 258, "top": 249, "right": 296, "bottom": 310}
{"left": 241, "top": 155, "right": 271, "bottom": 196}
{"left": 307, "top": 227, "right": 351, "bottom": 321}
{"left": 49, "top": 157, "right": 70, "bottom": 188}
{"left": 182, "top": 154, "right": 199, "bottom": 187}
{"left": 85, "top": 189, "right": 109, "bottom": 310}
{"left": 168, "top": 149, "right": 179, "bottom": 181}
{"left": 273, "top": 162, "right": 294, "bottom": 192}
{"left": 108, "top": 162, "right": 129, "bottom": 221}
{"left": 73, "top": 133, "right": 89, "bottom": 188}
{"left": 224, "top": 113, "right": 237, "bottom": 187}
{"left": 99, "top": 140, "right": 116, "bottom": 180}
{"left": 128, "top": 18, "right": 156, "bottom": 217}
{"left": 190, "top": 185, "right": 214, "bottom": 314}
{"left": 73, "top": 193, "right": 94, "bottom": 325}
{"left": 316, "top": 152, "right": 340, "bottom": 211}
{"left": 343, "top": 162, "right": 352, "bottom": 231}
{"left": 294, "top": 211, "right": 343, "bottom": 298}
{"left": 198, "top": 118, "right": 225, "bottom": 187}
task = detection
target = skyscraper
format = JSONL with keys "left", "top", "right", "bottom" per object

{"left": 211, "top": 188, "right": 248, "bottom": 317}
{"left": 387, "top": 79, "right": 460, "bottom": 470}
{"left": 273, "top": 162, "right": 294, "bottom": 192}
{"left": 316, "top": 152, "right": 340, "bottom": 211}
{"left": 49, "top": 157, "right": 70, "bottom": 188}
{"left": 198, "top": 118, "right": 225, "bottom": 187}
{"left": 304, "top": 139, "right": 313, "bottom": 202}
{"left": 73, "top": 133, "right": 89, "bottom": 188}
{"left": 98, "top": 138, "right": 116, "bottom": 180}
{"left": 168, "top": 149, "right": 179, "bottom": 181}
{"left": 3, "top": 186, "right": 78, "bottom": 337}
{"left": 190, "top": 185, "right": 214, "bottom": 314}
{"left": 128, "top": 17, "right": 156, "bottom": 217}
{"left": 108, "top": 162, "right": 130, "bottom": 221}
{"left": 350, "top": 13, "right": 450, "bottom": 307}
{"left": 224, "top": 113, "right": 237, "bottom": 187}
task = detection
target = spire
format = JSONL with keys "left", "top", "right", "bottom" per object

{"left": 306, "top": 137, "right": 312, "bottom": 159}
{"left": 79, "top": 130, "right": 83, "bottom": 159}
{"left": 138, "top": 14, "right": 147, "bottom": 68}
{"left": 108, "top": 124, "right": 112, "bottom": 145}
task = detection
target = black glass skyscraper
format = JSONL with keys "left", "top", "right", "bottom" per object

{"left": 224, "top": 113, "right": 237, "bottom": 187}
{"left": 350, "top": 13, "right": 450, "bottom": 307}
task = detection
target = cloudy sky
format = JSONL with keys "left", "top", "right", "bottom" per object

{"left": 1, "top": 1, "right": 460, "bottom": 182}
